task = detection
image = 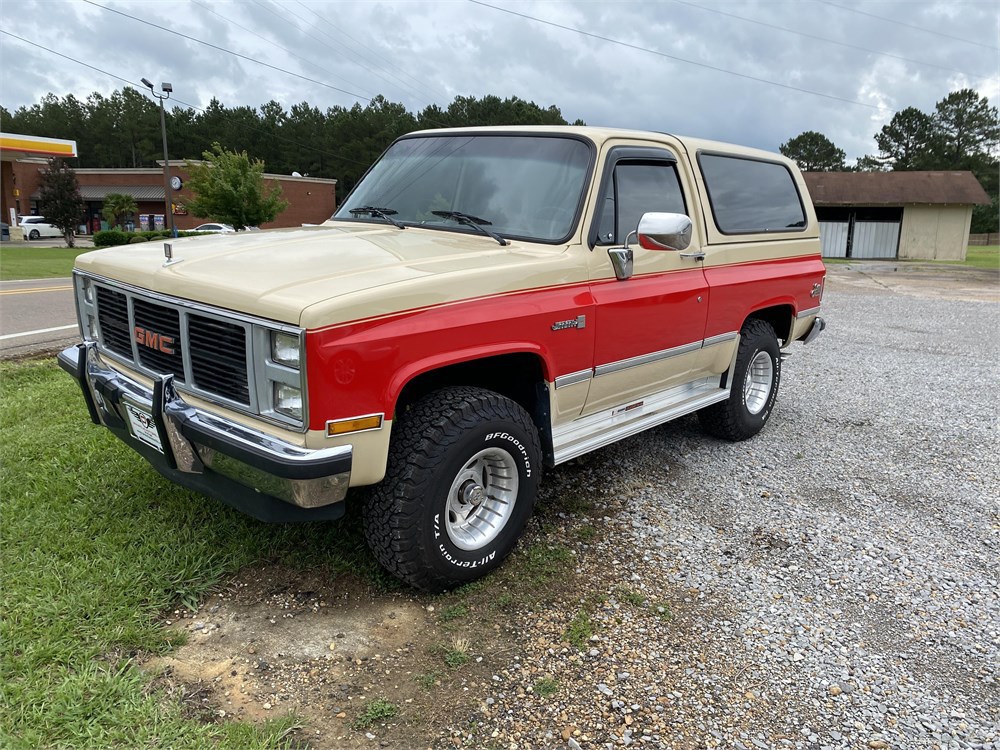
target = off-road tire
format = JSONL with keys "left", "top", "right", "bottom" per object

{"left": 363, "top": 386, "right": 542, "bottom": 592}
{"left": 699, "top": 318, "right": 781, "bottom": 441}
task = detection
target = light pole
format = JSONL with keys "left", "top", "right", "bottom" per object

{"left": 141, "top": 78, "right": 176, "bottom": 237}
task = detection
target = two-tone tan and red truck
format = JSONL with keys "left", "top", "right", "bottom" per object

{"left": 60, "top": 126, "right": 826, "bottom": 590}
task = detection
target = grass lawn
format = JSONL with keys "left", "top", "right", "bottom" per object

{"left": 962, "top": 245, "right": 1000, "bottom": 269}
{"left": 0, "top": 359, "right": 387, "bottom": 749}
{"left": 824, "top": 246, "right": 999, "bottom": 269}
{"left": 0, "top": 247, "right": 85, "bottom": 280}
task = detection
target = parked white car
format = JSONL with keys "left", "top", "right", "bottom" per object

{"left": 19, "top": 216, "right": 63, "bottom": 240}
{"left": 191, "top": 223, "right": 236, "bottom": 234}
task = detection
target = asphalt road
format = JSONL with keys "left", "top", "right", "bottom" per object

{"left": 0, "top": 278, "right": 79, "bottom": 359}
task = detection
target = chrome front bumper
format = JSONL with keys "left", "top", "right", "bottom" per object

{"left": 58, "top": 341, "right": 352, "bottom": 522}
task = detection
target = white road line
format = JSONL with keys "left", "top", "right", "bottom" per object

{"left": 0, "top": 324, "right": 78, "bottom": 341}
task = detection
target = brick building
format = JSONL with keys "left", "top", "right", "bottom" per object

{"left": 2, "top": 133, "right": 337, "bottom": 234}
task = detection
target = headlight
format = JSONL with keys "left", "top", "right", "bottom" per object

{"left": 82, "top": 277, "right": 94, "bottom": 303}
{"left": 271, "top": 331, "right": 300, "bottom": 369}
{"left": 273, "top": 383, "right": 302, "bottom": 420}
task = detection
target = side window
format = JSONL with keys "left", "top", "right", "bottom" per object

{"left": 596, "top": 162, "right": 686, "bottom": 245}
{"left": 698, "top": 153, "right": 806, "bottom": 234}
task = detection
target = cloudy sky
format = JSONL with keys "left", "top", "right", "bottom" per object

{"left": 2, "top": 0, "right": 998, "bottom": 163}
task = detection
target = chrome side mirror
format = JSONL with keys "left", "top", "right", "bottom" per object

{"left": 637, "top": 212, "right": 692, "bottom": 251}
{"left": 608, "top": 230, "right": 636, "bottom": 281}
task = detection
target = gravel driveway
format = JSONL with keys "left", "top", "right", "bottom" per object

{"left": 467, "top": 266, "right": 999, "bottom": 750}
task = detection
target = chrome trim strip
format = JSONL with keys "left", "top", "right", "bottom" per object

{"left": 702, "top": 331, "right": 739, "bottom": 348}
{"left": 797, "top": 305, "right": 821, "bottom": 319}
{"left": 594, "top": 341, "right": 703, "bottom": 378}
{"left": 554, "top": 369, "right": 592, "bottom": 389}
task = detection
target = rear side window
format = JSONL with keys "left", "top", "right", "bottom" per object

{"left": 698, "top": 153, "right": 806, "bottom": 234}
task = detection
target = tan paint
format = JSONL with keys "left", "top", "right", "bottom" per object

{"left": 899, "top": 205, "right": 973, "bottom": 261}
{"left": 551, "top": 379, "right": 590, "bottom": 425}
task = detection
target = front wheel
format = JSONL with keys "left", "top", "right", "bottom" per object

{"left": 363, "top": 386, "right": 542, "bottom": 592}
{"left": 699, "top": 318, "right": 781, "bottom": 441}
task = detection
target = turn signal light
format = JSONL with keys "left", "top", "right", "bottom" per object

{"left": 326, "top": 414, "right": 383, "bottom": 437}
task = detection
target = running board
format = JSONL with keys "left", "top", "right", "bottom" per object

{"left": 551, "top": 376, "right": 729, "bottom": 465}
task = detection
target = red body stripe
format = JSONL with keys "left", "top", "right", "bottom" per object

{"left": 305, "top": 254, "right": 825, "bottom": 430}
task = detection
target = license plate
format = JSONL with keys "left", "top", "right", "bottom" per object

{"left": 124, "top": 402, "right": 163, "bottom": 452}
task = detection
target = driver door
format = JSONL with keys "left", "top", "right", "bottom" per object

{"left": 583, "top": 144, "right": 710, "bottom": 415}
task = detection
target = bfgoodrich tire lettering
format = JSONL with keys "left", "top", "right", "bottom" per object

{"left": 363, "top": 386, "right": 542, "bottom": 592}
{"left": 699, "top": 318, "right": 781, "bottom": 441}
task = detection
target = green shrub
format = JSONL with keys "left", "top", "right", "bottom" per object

{"left": 92, "top": 229, "right": 130, "bottom": 248}
{"left": 128, "top": 236, "right": 150, "bottom": 244}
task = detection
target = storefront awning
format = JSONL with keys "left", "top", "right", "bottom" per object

{"left": 31, "top": 185, "right": 166, "bottom": 201}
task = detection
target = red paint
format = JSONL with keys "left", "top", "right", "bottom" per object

{"left": 306, "top": 283, "right": 595, "bottom": 430}
{"left": 589, "top": 268, "right": 708, "bottom": 366}
{"left": 703, "top": 255, "right": 825, "bottom": 337}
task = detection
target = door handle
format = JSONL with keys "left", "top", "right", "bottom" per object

{"left": 679, "top": 250, "right": 705, "bottom": 260}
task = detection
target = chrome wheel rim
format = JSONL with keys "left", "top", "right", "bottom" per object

{"left": 445, "top": 447, "right": 518, "bottom": 551}
{"left": 743, "top": 350, "right": 774, "bottom": 415}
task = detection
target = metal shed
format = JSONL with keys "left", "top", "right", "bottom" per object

{"left": 803, "top": 171, "right": 990, "bottom": 261}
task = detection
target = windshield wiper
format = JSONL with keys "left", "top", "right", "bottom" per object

{"left": 348, "top": 206, "right": 406, "bottom": 229}
{"left": 431, "top": 211, "right": 508, "bottom": 246}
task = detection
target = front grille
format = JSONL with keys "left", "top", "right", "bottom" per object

{"left": 189, "top": 314, "right": 250, "bottom": 405}
{"left": 96, "top": 286, "right": 131, "bottom": 357}
{"left": 80, "top": 275, "right": 306, "bottom": 429}
{"left": 91, "top": 282, "right": 254, "bottom": 410}
{"left": 133, "top": 298, "right": 184, "bottom": 381}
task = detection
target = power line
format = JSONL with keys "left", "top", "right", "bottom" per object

{"left": 189, "top": 0, "right": 379, "bottom": 101}
{"left": 669, "top": 0, "right": 988, "bottom": 79}
{"left": 289, "top": 0, "right": 452, "bottom": 104}
{"left": 0, "top": 29, "right": 373, "bottom": 169}
{"left": 468, "top": 0, "right": 883, "bottom": 111}
{"left": 246, "top": 0, "right": 449, "bottom": 127}
{"left": 815, "top": 0, "right": 999, "bottom": 51}
{"left": 80, "top": 0, "right": 372, "bottom": 103}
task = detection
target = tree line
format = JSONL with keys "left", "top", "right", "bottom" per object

{"left": 0, "top": 90, "right": 581, "bottom": 195}
{"left": 778, "top": 89, "right": 998, "bottom": 232}
{"left": 5, "top": 86, "right": 995, "bottom": 231}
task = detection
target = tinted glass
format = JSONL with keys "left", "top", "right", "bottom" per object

{"left": 699, "top": 154, "right": 806, "bottom": 234}
{"left": 596, "top": 162, "right": 686, "bottom": 245}
{"left": 334, "top": 135, "right": 592, "bottom": 242}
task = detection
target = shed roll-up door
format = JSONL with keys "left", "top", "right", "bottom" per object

{"left": 852, "top": 221, "right": 901, "bottom": 259}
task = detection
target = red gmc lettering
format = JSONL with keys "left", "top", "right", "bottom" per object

{"left": 134, "top": 327, "right": 175, "bottom": 355}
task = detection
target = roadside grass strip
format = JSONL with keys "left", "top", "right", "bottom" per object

{"left": 0, "top": 247, "right": 84, "bottom": 280}
{"left": 0, "top": 360, "right": 382, "bottom": 749}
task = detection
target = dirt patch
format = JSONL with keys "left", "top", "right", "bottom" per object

{"left": 145, "top": 566, "right": 467, "bottom": 747}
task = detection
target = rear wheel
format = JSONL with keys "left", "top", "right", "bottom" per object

{"left": 699, "top": 318, "right": 781, "bottom": 441}
{"left": 363, "top": 386, "right": 542, "bottom": 592}
{"left": 28, "top": 229, "right": 40, "bottom": 240}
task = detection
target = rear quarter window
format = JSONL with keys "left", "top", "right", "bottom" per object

{"left": 698, "top": 153, "right": 806, "bottom": 235}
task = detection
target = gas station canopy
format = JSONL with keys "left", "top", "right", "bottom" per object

{"left": 1, "top": 133, "right": 78, "bottom": 161}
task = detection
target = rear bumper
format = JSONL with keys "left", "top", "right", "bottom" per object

{"left": 802, "top": 315, "right": 826, "bottom": 345}
{"left": 58, "top": 341, "right": 351, "bottom": 522}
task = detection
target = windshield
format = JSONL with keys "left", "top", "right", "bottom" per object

{"left": 333, "top": 134, "right": 592, "bottom": 242}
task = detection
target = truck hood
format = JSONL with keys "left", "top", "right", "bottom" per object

{"left": 75, "top": 223, "right": 576, "bottom": 328}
